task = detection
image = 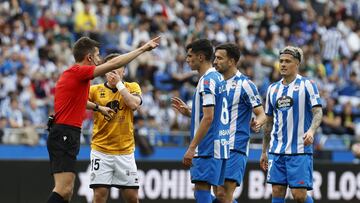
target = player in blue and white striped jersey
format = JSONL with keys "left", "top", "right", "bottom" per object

{"left": 189, "top": 67, "right": 229, "bottom": 159}
{"left": 171, "top": 39, "right": 229, "bottom": 203}
{"left": 213, "top": 43, "right": 266, "bottom": 203}
{"left": 261, "top": 46, "right": 323, "bottom": 203}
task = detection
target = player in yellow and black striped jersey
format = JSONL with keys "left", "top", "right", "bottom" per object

{"left": 88, "top": 53, "right": 141, "bottom": 203}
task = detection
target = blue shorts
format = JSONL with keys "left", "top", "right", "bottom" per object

{"left": 224, "top": 151, "right": 248, "bottom": 186}
{"left": 190, "top": 157, "right": 226, "bottom": 186}
{"left": 267, "top": 154, "right": 313, "bottom": 190}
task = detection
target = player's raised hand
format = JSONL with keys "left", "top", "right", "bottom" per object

{"left": 250, "top": 118, "right": 261, "bottom": 133}
{"left": 106, "top": 71, "right": 121, "bottom": 86}
{"left": 171, "top": 97, "right": 191, "bottom": 117}
{"left": 98, "top": 106, "right": 115, "bottom": 120}
{"left": 260, "top": 152, "right": 268, "bottom": 171}
{"left": 303, "top": 129, "right": 315, "bottom": 146}
{"left": 141, "top": 36, "right": 161, "bottom": 52}
{"left": 183, "top": 147, "right": 195, "bottom": 168}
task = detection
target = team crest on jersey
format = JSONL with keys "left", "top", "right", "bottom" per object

{"left": 231, "top": 80, "right": 237, "bottom": 88}
{"left": 276, "top": 95, "right": 293, "bottom": 111}
{"left": 293, "top": 85, "right": 300, "bottom": 91}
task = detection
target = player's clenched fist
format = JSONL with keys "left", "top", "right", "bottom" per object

{"left": 183, "top": 147, "right": 195, "bottom": 168}
{"left": 260, "top": 152, "right": 268, "bottom": 171}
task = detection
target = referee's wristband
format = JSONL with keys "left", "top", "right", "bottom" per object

{"left": 116, "top": 81, "right": 126, "bottom": 91}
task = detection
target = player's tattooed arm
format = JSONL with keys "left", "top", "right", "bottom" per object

{"left": 262, "top": 115, "right": 273, "bottom": 153}
{"left": 304, "top": 106, "right": 323, "bottom": 146}
{"left": 309, "top": 106, "right": 323, "bottom": 132}
{"left": 260, "top": 115, "right": 273, "bottom": 171}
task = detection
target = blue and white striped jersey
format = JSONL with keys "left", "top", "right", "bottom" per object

{"left": 225, "top": 71, "right": 262, "bottom": 156}
{"left": 190, "top": 68, "right": 229, "bottom": 159}
{"left": 265, "top": 74, "right": 322, "bottom": 154}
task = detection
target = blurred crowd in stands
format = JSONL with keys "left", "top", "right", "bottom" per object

{"left": 0, "top": 0, "right": 359, "bottom": 153}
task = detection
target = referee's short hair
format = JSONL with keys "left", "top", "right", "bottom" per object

{"left": 73, "top": 37, "right": 100, "bottom": 62}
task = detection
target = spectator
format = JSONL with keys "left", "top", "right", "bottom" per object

{"left": 37, "top": 8, "right": 58, "bottom": 32}
{"left": 24, "top": 97, "right": 46, "bottom": 129}
{"left": 74, "top": 2, "right": 98, "bottom": 40}
{"left": 0, "top": 116, "right": 7, "bottom": 143}
{"left": 321, "top": 97, "right": 344, "bottom": 135}
{"left": 3, "top": 97, "right": 38, "bottom": 145}
{"left": 341, "top": 102, "right": 357, "bottom": 135}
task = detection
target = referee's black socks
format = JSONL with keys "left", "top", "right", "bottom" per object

{"left": 47, "top": 192, "right": 68, "bottom": 203}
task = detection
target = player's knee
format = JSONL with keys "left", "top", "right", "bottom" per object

{"left": 123, "top": 189, "right": 139, "bottom": 203}
{"left": 125, "top": 195, "right": 139, "bottom": 203}
{"left": 93, "top": 188, "right": 108, "bottom": 202}
{"left": 293, "top": 194, "right": 307, "bottom": 203}
{"left": 272, "top": 186, "right": 286, "bottom": 197}
{"left": 215, "top": 190, "right": 226, "bottom": 202}
{"left": 93, "top": 194, "right": 106, "bottom": 202}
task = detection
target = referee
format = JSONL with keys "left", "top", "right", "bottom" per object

{"left": 46, "top": 36, "right": 159, "bottom": 203}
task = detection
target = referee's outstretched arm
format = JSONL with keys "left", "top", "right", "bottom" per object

{"left": 93, "top": 36, "right": 160, "bottom": 77}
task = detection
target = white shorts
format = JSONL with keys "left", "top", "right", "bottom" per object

{"left": 89, "top": 150, "right": 139, "bottom": 189}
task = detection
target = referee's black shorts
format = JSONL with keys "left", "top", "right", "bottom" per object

{"left": 47, "top": 124, "right": 81, "bottom": 174}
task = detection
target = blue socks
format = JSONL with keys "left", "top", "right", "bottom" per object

{"left": 305, "top": 195, "right": 313, "bottom": 203}
{"left": 194, "top": 190, "right": 212, "bottom": 203}
{"left": 272, "top": 197, "right": 285, "bottom": 203}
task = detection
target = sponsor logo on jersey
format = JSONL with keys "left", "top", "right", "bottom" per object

{"left": 276, "top": 95, "right": 293, "bottom": 111}
{"left": 219, "top": 129, "right": 230, "bottom": 136}
{"left": 100, "top": 88, "right": 106, "bottom": 98}
{"left": 231, "top": 80, "right": 237, "bottom": 88}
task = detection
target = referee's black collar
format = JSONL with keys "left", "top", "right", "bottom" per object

{"left": 104, "top": 82, "right": 118, "bottom": 93}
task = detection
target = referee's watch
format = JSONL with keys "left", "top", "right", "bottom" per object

{"left": 93, "top": 103, "right": 99, "bottom": 112}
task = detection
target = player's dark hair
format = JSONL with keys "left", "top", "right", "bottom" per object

{"left": 186, "top": 39, "right": 213, "bottom": 61}
{"left": 215, "top": 43, "right": 240, "bottom": 63}
{"left": 73, "top": 37, "right": 100, "bottom": 62}
{"left": 104, "top": 53, "right": 120, "bottom": 63}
